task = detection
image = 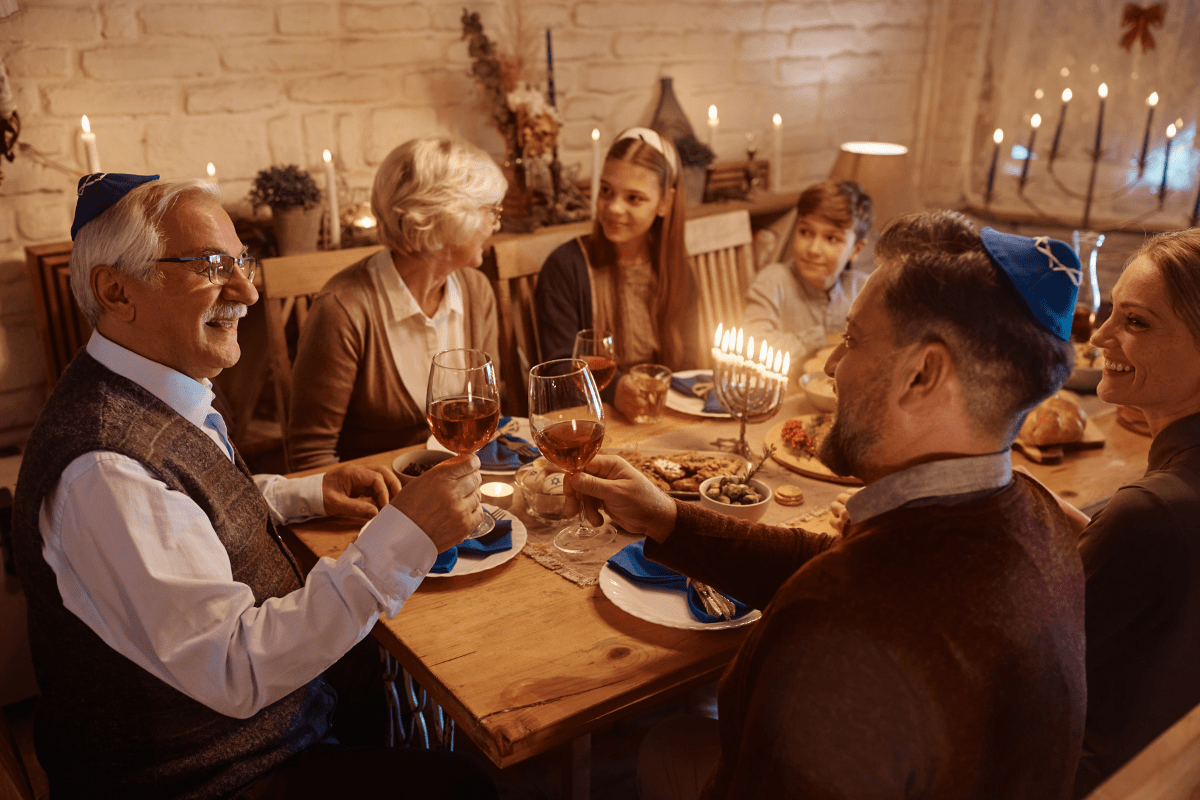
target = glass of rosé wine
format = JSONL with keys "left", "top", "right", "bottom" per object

{"left": 426, "top": 348, "right": 500, "bottom": 539}
{"left": 571, "top": 329, "right": 617, "bottom": 391}
{"left": 528, "top": 358, "right": 615, "bottom": 553}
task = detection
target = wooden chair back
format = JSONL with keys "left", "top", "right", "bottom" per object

{"left": 1085, "top": 700, "right": 1200, "bottom": 800}
{"left": 488, "top": 220, "right": 590, "bottom": 416}
{"left": 24, "top": 241, "right": 87, "bottom": 393}
{"left": 684, "top": 210, "right": 755, "bottom": 367}
{"left": 259, "top": 245, "right": 382, "bottom": 471}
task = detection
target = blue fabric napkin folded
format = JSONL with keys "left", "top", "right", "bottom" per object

{"left": 669, "top": 374, "right": 726, "bottom": 414}
{"left": 431, "top": 520, "right": 513, "bottom": 574}
{"left": 607, "top": 541, "right": 751, "bottom": 623}
{"left": 476, "top": 416, "right": 541, "bottom": 470}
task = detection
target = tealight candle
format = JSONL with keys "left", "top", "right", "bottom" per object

{"left": 480, "top": 481, "right": 514, "bottom": 510}
{"left": 80, "top": 115, "right": 100, "bottom": 173}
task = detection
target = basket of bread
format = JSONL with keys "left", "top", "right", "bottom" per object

{"left": 1012, "top": 390, "right": 1105, "bottom": 464}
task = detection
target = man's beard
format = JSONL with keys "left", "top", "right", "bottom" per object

{"left": 818, "top": 377, "right": 886, "bottom": 478}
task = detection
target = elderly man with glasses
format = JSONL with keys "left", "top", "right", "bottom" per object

{"left": 11, "top": 174, "right": 497, "bottom": 800}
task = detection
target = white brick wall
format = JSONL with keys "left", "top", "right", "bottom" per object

{"left": 0, "top": 0, "right": 977, "bottom": 447}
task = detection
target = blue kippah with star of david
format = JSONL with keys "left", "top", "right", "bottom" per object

{"left": 981, "top": 227, "right": 1081, "bottom": 342}
{"left": 71, "top": 172, "right": 160, "bottom": 240}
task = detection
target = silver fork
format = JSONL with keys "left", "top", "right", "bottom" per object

{"left": 486, "top": 507, "right": 513, "bottom": 522}
{"left": 497, "top": 434, "right": 539, "bottom": 459}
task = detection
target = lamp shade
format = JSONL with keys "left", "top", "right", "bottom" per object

{"left": 827, "top": 142, "right": 920, "bottom": 229}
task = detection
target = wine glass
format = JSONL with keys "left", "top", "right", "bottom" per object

{"left": 528, "top": 358, "right": 616, "bottom": 553}
{"left": 426, "top": 348, "right": 500, "bottom": 539}
{"left": 571, "top": 329, "right": 617, "bottom": 391}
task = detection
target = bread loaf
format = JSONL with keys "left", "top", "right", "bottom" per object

{"left": 1019, "top": 394, "right": 1086, "bottom": 446}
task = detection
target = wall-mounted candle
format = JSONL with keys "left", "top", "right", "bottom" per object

{"left": 590, "top": 128, "right": 601, "bottom": 214}
{"left": 80, "top": 115, "right": 100, "bottom": 173}
{"left": 545, "top": 28, "right": 556, "bottom": 108}
{"left": 1138, "top": 92, "right": 1159, "bottom": 175}
{"left": 323, "top": 149, "right": 340, "bottom": 249}
{"left": 986, "top": 128, "right": 1003, "bottom": 202}
{"left": 1159, "top": 123, "right": 1176, "bottom": 202}
{"left": 707, "top": 104, "right": 719, "bottom": 149}
{"left": 1019, "top": 114, "right": 1040, "bottom": 190}
{"left": 206, "top": 162, "right": 217, "bottom": 187}
{"left": 771, "top": 113, "right": 783, "bottom": 191}
{"left": 1049, "top": 88, "right": 1071, "bottom": 162}
{"left": 1093, "top": 83, "right": 1108, "bottom": 157}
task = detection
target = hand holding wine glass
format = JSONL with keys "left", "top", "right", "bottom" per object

{"left": 528, "top": 358, "right": 615, "bottom": 553}
{"left": 426, "top": 348, "right": 500, "bottom": 539}
{"left": 572, "top": 329, "right": 617, "bottom": 391}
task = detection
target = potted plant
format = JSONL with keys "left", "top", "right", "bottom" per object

{"left": 249, "top": 164, "right": 323, "bottom": 256}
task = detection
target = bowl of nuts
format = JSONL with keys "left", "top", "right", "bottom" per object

{"left": 699, "top": 475, "right": 773, "bottom": 522}
{"left": 392, "top": 449, "right": 454, "bottom": 486}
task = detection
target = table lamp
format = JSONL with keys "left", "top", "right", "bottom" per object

{"left": 827, "top": 141, "right": 920, "bottom": 229}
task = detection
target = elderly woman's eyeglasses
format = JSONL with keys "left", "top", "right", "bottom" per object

{"left": 157, "top": 254, "right": 259, "bottom": 286}
{"left": 482, "top": 204, "right": 504, "bottom": 224}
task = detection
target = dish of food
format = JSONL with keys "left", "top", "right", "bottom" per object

{"left": 1012, "top": 390, "right": 1105, "bottom": 464}
{"left": 800, "top": 371, "right": 837, "bottom": 412}
{"left": 599, "top": 564, "right": 761, "bottom": 631}
{"left": 1063, "top": 341, "right": 1103, "bottom": 392}
{"left": 427, "top": 416, "right": 533, "bottom": 475}
{"left": 423, "top": 507, "right": 528, "bottom": 578}
{"left": 612, "top": 449, "right": 749, "bottom": 497}
{"left": 765, "top": 413, "right": 863, "bottom": 485}
{"left": 663, "top": 369, "right": 731, "bottom": 418}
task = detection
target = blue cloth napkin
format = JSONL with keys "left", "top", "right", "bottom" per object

{"left": 476, "top": 416, "right": 541, "bottom": 470}
{"left": 431, "top": 520, "right": 513, "bottom": 574}
{"left": 669, "top": 374, "right": 726, "bottom": 414}
{"left": 607, "top": 541, "right": 751, "bottom": 623}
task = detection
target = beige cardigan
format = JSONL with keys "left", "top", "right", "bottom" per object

{"left": 286, "top": 254, "right": 499, "bottom": 470}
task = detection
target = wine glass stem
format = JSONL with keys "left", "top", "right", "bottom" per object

{"left": 575, "top": 486, "right": 597, "bottom": 536}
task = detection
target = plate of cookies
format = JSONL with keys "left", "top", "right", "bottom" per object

{"left": 611, "top": 449, "right": 750, "bottom": 498}
{"left": 765, "top": 414, "right": 863, "bottom": 486}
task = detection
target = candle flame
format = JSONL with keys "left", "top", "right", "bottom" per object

{"left": 323, "top": 149, "right": 332, "bottom": 164}
{"left": 1098, "top": 83, "right": 1108, "bottom": 99}
{"left": 206, "top": 162, "right": 215, "bottom": 178}
{"left": 1175, "top": 117, "right": 1184, "bottom": 129}
{"left": 714, "top": 323, "right": 723, "bottom": 348}
{"left": 1060, "top": 67, "right": 1070, "bottom": 77}
{"left": 356, "top": 214, "right": 376, "bottom": 229}
{"left": 591, "top": 127, "right": 600, "bottom": 141}
{"left": 1034, "top": 88, "right": 1044, "bottom": 100}
{"left": 1062, "top": 88, "right": 1072, "bottom": 103}
{"left": 1031, "top": 114, "right": 1042, "bottom": 129}
{"left": 1167, "top": 123, "right": 1177, "bottom": 138}
{"left": 708, "top": 104, "right": 718, "bottom": 122}
{"left": 993, "top": 128, "right": 1004, "bottom": 144}
{"left": 1148, "top": 92, "right": 1159, "bottom": 107}
{"left": 772, "top": 113, "right": 782, "bottom": 126}
{"left": 81, "top": 115, "right": 92, "bottom": 134}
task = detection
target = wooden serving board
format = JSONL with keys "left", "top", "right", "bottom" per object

{"left": 765, "top": 416, "right": 864, "bottom": 486}
{"left": 1013, "top": 418, "right": 1106, "bottom": 465}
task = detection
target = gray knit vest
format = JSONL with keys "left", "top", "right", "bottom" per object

{"left": 11, "top": 352, "right": 336, "bottom": 799}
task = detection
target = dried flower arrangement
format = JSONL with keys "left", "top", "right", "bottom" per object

{"left": 248, "top": 164, "right": 321, "bottom": 210}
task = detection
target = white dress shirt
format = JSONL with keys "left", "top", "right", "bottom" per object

{"left": 38, "top": 331, "right": 437, "bottom": 719}
{"left": 368, "top": 247, "right": 465, "bottom": 411}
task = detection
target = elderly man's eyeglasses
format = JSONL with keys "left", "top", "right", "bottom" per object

{"left": 157, "top": 254, "right": 259, "bottom": 286}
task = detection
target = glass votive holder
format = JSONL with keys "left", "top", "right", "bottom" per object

{"left": 480, "top": 481, "right": 514, "bottom": 510}
{"left": 624, "top": 363, "right": 671, "bottom": 424}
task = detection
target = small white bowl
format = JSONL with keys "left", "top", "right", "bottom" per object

{"left": 801, "top": 371, "right": 838, "bottom": 412}
{"left": 391, "top": 449, "right": 454, "bottom": 485}
{"left": 698, "top": 476, "right": 773, "bottom": 522}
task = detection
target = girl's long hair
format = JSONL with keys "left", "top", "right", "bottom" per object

{"left": 586, "top": 134, "right": 692, "bottom": 369}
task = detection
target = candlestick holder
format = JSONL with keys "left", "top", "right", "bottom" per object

{"left": 711, "top": 324, "right": 789, "bottom": 459}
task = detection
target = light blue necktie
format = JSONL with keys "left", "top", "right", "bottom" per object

{"left": 203, "top": 412, "right": 234, "bottom": 461}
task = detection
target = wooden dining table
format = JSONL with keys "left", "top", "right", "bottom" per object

{"left": 282, "top": 389, "right": 1153, "bottom": 797}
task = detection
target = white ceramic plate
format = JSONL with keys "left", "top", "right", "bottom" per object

{"left": 427, "top": 416, "right": 534, "bottom": 475}
{"left": 664, "top": 369, "right": 731, "bottom": 419}
{"left": 425, "top": 506, "right": 527, "bottom": 578}
{"left": 599, "top": 563, "right": 761, "bottom": 631}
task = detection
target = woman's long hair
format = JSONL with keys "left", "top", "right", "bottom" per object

{"left": 586, "top": 134, "right": 692, "bottom": 369}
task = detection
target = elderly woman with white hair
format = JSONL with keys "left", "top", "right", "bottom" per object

{"left": 287, "top": 138, "right": 506, "bottom": 470}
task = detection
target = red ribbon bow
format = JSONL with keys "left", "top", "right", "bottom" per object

{"left": 1120, "top": 3, "right": 1165, "bottom": 53}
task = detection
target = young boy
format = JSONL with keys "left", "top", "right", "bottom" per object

{"left": 742, "top": 180, "right": 873, "bottom": 370}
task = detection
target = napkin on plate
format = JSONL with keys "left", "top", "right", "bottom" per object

{"left": 669, "top": 374, "right": 726, "bottom": 415}
{"left": 431, "top": 520, "right": 513, "bottom": 574}
{"left": 607, "top": 541, "right": 751, "bottom": 623}
{"left": 477, "top": 416, "right": 541, "bottom": 470}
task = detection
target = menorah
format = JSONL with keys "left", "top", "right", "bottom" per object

{"left": 711, "top": 324, "right": 789, "bottom": 459}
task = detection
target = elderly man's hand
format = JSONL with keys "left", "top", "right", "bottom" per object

{"left": 322, "top": 464, "right": 402, "bottom": 519}
{"left": 564, "top": 454, "right": 676, "bottom": 542}
{"left": 391, "top": 454, "right": 484, "bottom": 553}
